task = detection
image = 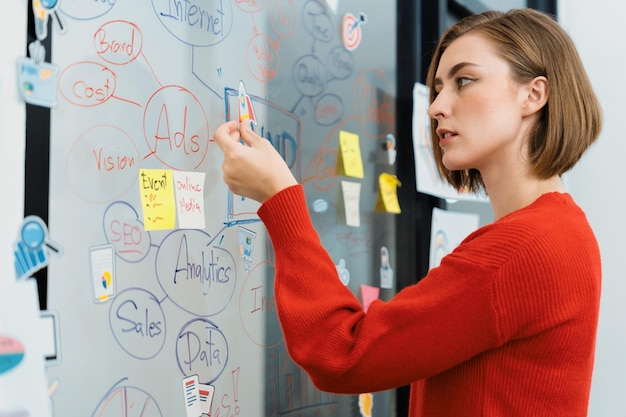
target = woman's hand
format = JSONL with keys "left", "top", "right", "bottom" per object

{"left": 213, "top": 120, "right": 298, "bottom": 203}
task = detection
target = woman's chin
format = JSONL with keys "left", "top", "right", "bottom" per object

{"left": 441, "top": 158, "right": 464, "bottom": 172}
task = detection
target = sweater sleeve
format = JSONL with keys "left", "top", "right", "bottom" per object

{"left": 258, "top": 185, "right": 502, "bottom": 394}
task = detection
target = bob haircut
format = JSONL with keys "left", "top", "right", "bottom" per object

{"left": 426, "top": 8, "right": 602, "bottom": 194}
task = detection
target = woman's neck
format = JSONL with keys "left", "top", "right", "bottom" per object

{"left": 485, "top": 174, "right": 564, "bottom": 220}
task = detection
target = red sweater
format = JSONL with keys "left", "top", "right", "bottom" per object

{"left": 258, "top": 185, "right": 601, "bottom": 417}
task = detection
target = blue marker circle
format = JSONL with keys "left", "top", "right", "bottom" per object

{"left": 40, "top": 0, "right": 59, "bottom": 9}
{"left": 21, "top": 219, "right": 46, "bottom": 250}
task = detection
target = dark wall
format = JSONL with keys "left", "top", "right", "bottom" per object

{"left": 24, "top": 4, "right": 51, "bottom": 310}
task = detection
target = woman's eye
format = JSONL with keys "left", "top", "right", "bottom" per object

{"left": 456, "top": 77, "right": 474, "bottom": 88}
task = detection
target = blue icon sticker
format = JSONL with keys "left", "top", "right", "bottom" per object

{"left": 14, "top": 215, "right": 63, "bottom": 280}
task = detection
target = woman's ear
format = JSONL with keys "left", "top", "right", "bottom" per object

{"left": 521, "top": 76, "right": 549, "bottom": 117}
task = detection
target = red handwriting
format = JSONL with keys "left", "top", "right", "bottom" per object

{"left": 108, "top": 220, "right": 143, "bottom": 254}
{"left": 94, "top": 20, "right": 143, "bottom": 65}
{"left": 58, "top": 62, "right": 117, "bottom": 107}
{"left": 93, "top": 146, "right": 135, "bottom": 172}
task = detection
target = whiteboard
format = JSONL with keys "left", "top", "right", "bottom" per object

{"left": 47, "top": 1, "right": 397, "bottom": 416}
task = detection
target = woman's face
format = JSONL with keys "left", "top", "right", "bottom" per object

{"left": 428, "top": 32, "right": 531, "bottom": 176}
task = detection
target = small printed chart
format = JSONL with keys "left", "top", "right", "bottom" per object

{"left": 93, "top": 383, "right": 163, "bottom": 417}
{"left": 0, "top": 335, "right": 25, "bottom": 374}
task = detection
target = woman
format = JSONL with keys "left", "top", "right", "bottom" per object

{"left": 214, "top": 8, "right": 602, "bottom": 417}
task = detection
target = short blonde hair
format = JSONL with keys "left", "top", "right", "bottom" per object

{"left": 426, "top": 9, "right": 602, "bottom": 194}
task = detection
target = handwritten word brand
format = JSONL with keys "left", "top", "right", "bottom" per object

{"left": 95, "top": 21, "right": 142, "bottom": 64}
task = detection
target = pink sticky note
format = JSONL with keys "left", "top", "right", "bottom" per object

{"left": 360, "top": 285, "right": 380, "bottom": 313}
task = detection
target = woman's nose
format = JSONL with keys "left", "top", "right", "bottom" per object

{"left": 427, "top": 92, "right": 449, "bottom": 120}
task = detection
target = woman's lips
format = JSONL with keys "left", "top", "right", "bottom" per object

{"left": 439, "top": 132, "right": 456, "bottom": 147}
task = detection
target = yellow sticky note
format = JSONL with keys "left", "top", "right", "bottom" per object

{"left": 358, "top": 392, "right": 374, "bottom": 417}
{"left": 336, "top": 130, "right": 364, "bottom": 178}
{"left": 139, "top": 169, "right": 176, "bottom": 230}
{"left": 375, "top": 173, "right": 401, "bottom": 214}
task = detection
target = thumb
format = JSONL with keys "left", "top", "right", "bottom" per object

{"left": 239, "top": 120, "right": 263, "bottom": 147}
{"left": 213, "top": 120, "right": 240, "bottom": 152}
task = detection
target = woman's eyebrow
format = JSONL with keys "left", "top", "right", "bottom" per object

{"left": 434, "top": 61, "right": 480, "bottom": 86}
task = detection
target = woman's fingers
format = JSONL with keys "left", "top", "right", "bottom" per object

{"left": 213, "top": 119, "right": 298, "bottom": 203}
{"left": 238, "top": 120, "right": 261, "bottom": 147}
{"left": 213, "top": 120, "right": 240, "bottom": 153}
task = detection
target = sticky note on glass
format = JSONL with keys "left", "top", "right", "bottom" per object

{"left": 338, "top": 180, "right": 361, "bottom": 227}
{"left": 375, "top": 173, "right": 401, "bottom": 214}
{"left": 336, "top": 130, "right": 364, "bottom": 178}
{"left": 360, "top": 284, "right": 380, "bottom": 313}
{"left": 173, "top": 170, "right": 206, "bottom": 229}
{"left": 139, "top": 169, "right": 176, "bottom": 230}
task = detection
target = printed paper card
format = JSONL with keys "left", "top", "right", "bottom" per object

{"left": 385, "top": 133, "right": 397, "bottom": 165}
{"left": 429, "top": 207, "right": 480, "bottom": 269}
{"left": 139, "top": 169, "right": 176, "bottom": 230}
{"left": 89, "top": 244, "right": 116, "bottom": 303}
{"left": 182, "top": 374, "right": 202, "bottom": 417}
{"left": 173, "top": 171, "right": 206, "bottom": 229}
{"left": 0, "top": 280, "right": 51, "bottom": 417}
{"left": 338, "top": 180, "right": 361, "bottom": 227}
{"left": 374, "top": 173, "right": 401, "bottom": 213}
{"left": 182, "top": 374, "right": 215, "bottom": 417}
{"left": 238, "top": 226, "right": 257, "bottom": 272}
{"left": 17, "top": 56, "right": 59, "bottom": 108}
{"left": 336, "top": 130, "right": 364, "bottom": 178}
{"left": 197, "top": 383, "right": 215, "bottom": 414}
{"left": 379, "top": 245, "right": 394, "bottom": 289}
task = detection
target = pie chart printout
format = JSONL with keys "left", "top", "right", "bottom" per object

{"left": 0, "top": 335, "right": 25, "bottom": 375}
{"left": 93, "top": 383, "right": 163, "bottom": 417}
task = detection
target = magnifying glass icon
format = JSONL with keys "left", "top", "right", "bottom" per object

{"left": 34, "top": 0, "right": 67, "bottom": 38}
{"left": 21, "top": 216, "right": 63, "bottom": 255}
